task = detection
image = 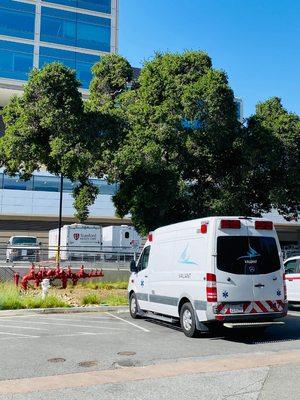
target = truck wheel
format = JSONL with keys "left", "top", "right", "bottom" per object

{"left": 129, "top": 293, "right": 140, "bottom": 319}
{"left": 180, "top": 302, "right": 199, "bottom": 338}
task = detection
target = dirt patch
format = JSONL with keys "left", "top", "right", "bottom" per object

{"left": 50, "top": 287, "right": 128, "bottom": 307}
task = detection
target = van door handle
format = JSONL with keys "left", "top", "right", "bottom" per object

{"left": 255, "top": 283, "right": 265, "bottom": 288}
{"left": 144, "top": 275, "right": 148, "bottom": 278}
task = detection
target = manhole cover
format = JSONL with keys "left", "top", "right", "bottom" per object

{"left": 113, "top": 359, "right": 137, "bottom": 368}
{"left": 78, "top": 361, "right": 98, "bottom": 368}
{"left": 117, "top": 351, "right": 136, "bottom": 356}
{"left": 48, "top": 358, "right": 66, "bottom": 363}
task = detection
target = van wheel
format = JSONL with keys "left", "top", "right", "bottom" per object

{"left": 129, "top": 293, "right": 140, "bottom": 319}
{"left": 180, "top": 303, "right": 199, "bottom": 338}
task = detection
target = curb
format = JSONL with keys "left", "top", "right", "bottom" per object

{"left": 0, "top": 306, "right": 128, "bottom": 317}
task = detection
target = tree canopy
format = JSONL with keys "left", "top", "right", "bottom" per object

{"left": 1, "top": 53, "right": 299, "bottom": 233}
{"left": 0, "top": 63, "right": 98, "bottom": 222}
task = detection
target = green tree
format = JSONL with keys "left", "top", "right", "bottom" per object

{"left": 247, "top": 97, "right": 300, "bottom": 220}
{"left": 91, "top": 51, "right": 272, "bottom": 234}
{"left": 0, "top": 63, "right": 98, "bottom": 222}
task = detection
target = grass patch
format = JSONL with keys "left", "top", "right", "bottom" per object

{"left": 0, "top": 283, "right": 69, "bottom": 310}
{"left": 81, "top": 293, "right": 101, "bottom": 305}
{"left": 78, "top": 281, "right": 128, "bottom": 290}
{"left": 100, "top": 294, "right": 128, "bottom": 306}
{"left": 81, "top": 292, "right": 128, "bottom": 306}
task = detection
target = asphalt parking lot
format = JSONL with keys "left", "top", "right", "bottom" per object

{"left": 0, "top": 309, "right": 300, "bottom": 399}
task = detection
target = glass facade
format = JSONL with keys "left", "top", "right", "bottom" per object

{"left": 0, "top": 0, "right": 35, "bottom": 40}
{"left": 39, "top": 47, "right": 100, "bottom": 89}
{"left": 0, "top": 173, "right": 118, "bottom": 195}
{"left": 43, "top": 0, "right": 111, "bottom": 14}
{"left": 0, "top": 40, "right": 33, "bottom": 81}
{"left": 41, "top": 7, "right": 111, "bottom": 52}
{"left": 0, "top": 0, "right": 115, "bottom": 88}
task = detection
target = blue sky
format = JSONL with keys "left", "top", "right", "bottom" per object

{"left": 119, "top": 0, "right": 300, "bottom": 117}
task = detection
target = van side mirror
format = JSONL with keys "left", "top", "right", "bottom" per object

{"left": 130, "top": 260, "right": 138, "bottom": 273}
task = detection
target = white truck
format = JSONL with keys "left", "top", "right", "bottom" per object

{"left": 102, "top": 225, "right": 141, "bottom": 257}
{"left": 128, "top": 216, "right": 287, "bottom": 337}
{"left": 6, "top": 236, "right": 41, "bottom": 262}
{"left": 48, "top": 224, "right": 102, "bottom": 261}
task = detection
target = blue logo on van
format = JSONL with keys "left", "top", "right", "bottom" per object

{"left": 237, "top": 245, "right": 261, "bottom": 260}
{"left": 179, "top": 245, "right": 198, "bottom": 265}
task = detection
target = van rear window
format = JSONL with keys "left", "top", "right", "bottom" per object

{"left": 217, "top": 236, "right": 280, "bottom": 275}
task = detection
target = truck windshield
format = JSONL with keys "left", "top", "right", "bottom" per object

{"left": 11, "top": 237, "right": 37, "bottom": 246}
{"left": 217, "top": 236, "right": 280, "bottom": 275}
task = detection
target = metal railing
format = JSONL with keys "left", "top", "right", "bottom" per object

{"left": 0, "top": 245, "right": 142, "bottom": 270}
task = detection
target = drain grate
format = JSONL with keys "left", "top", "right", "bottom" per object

{"left": 117, "top": 351, "right": 136, "bottom": 356}
{"left": 78, "top": 361, "right": 98, "bottom": 368}
{"left": 48, "top": 358, "right": 66, "bottom": 363}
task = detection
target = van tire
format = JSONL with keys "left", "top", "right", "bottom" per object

{"left": 180, "top": 302, "right": 199, "bottom": 338}
{"left": 129, "top": 293, "right": 140, "bottom": 319}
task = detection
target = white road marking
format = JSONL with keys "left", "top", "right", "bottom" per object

{"left": 0, "top": 331, "right": 39, "bottom": 338}
{"left": 52, "top": 332, "right": 107, "bottom": 338}
{"left": 37, "top": 317, "right": 127, "bottom": 324}
{"left": 0, "top": 324, "right": 47, "bottom": 331}
{"left": 288, "top": 311, "right": 300, "bottom": 316}
{"left": 106, "top": 312, "right": 150, "bottom": 332}
{"left": 6, "top": 320, "right": 130, "bottom": 331}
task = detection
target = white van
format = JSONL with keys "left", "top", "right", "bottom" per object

{"left": 284, "top": 256, "right": 300, "bottom": 305}
{"left": 128, "top": 217, "right": 287, "bottom": 337}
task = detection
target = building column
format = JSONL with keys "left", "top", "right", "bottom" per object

{"left": 33, "top": 0, "right": 42, "bottom": 68}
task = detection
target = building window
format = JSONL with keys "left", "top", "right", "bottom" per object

{"left": 3, "top": 174, "right": 33, "bottom": 190}
{"left": 40, "top": 7, "right": 111, "bottom": 52}
{"left": 0, "top": 0, "right": 35, "bottom": 40}
{"left": 33, "top": 175, "right": 60, "bottom": 192}
{"left": 43, "top": 0, "right": 112, "bottom": 14}
{"left": 75, "top": 52, "right": 100, "bottom": 88}
{"left": 90, "top": 179, "right": 118, "bottom": 195}
{"left": 39, "top": 47, "right": 100, "bottom": 89}
{"left": 0, "top": 173, "right": 118, "bottom": 195}
{"left": 0, "top": 40, "right": 33, "bottom": 81}
{"left": 39, "top": 47, "right": 76, "bottom": 70}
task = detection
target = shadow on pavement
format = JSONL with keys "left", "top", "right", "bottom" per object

{"left": 143, "top": 313, "right": 300, "bottom": 344}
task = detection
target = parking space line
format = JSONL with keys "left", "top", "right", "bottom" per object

{"left": 288, "top": 311, "right": 300, "bottom": 316}
{"left": 0, "top": 331, "right": 39, "bottom": 338}
{"left": 0, "top": 324, "right": 47, "bottom": 331}
{"left": 106, "top": 312, "right": 150, "bottom": 332}
{"left": 5, "top": 320, "right": 131, "bottom": 331}
{"left": 37, "top": 317, "right": 127, "bottom": 324}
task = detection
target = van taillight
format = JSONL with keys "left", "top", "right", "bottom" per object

{"left": 201, "top": 223, "right": 207, "bottom": 234}
{"left": 255, "top": 221, "right": 273, "bottom": 230}
{"left": 220, "top": 220, "right": 241, "bottom": 229}
{"left": 283, "top": 273, "right": 287, "bottom": 300}
{"left": 206, "top": 273, "right": 217, "bottom": 302}
{"left": 148, "top": 232, "right": 153, "bottom": 242}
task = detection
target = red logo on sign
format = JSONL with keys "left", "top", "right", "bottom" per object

{"left": 73, "top": 233, "right": 80, "bottom": 240}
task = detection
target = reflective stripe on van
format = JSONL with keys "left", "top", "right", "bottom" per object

{"left": 216, "top": 300, "right": 285, "bottom": 315}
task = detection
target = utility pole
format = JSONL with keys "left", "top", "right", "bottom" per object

{"left": 57, "top": 174, "right": 63, "bottom": 264}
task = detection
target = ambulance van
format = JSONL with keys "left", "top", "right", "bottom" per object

{"left": 128, "top": 217, "right": 287, "bottom": 337}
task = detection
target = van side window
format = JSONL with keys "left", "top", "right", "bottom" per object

{"left": 285, "top": 260, "right": 299, "bottom": 274}
{"left": 137, "top": 246, "right": 151, "bottom": 271}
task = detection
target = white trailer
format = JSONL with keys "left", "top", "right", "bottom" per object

{"left": 102, "top": 225, "right": 141, "bottom": 256}
{"left": 48, "top": 224, "right": 102, "bottom": 260}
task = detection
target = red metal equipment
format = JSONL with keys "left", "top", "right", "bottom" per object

{"left": 19, "top": 264, "right": 104, "bottom": 290}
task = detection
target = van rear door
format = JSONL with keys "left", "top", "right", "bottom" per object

{"left": 216, "top": 219, "right": 284, "bottom": 312}
{"left": 247, "top": 229, "right": 283, "bottom": 306}
{"left": 216, "top": 233, "right": 255, "bottom": 307}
